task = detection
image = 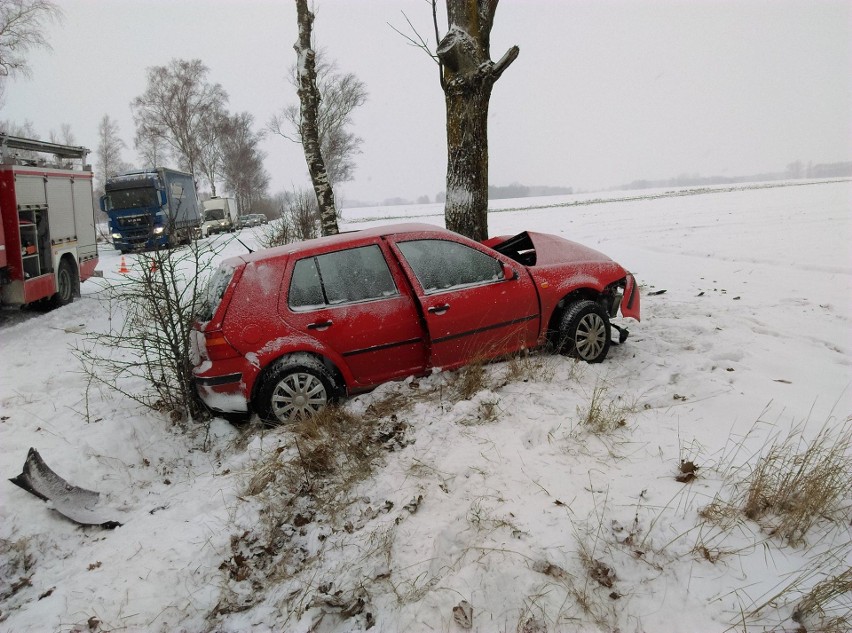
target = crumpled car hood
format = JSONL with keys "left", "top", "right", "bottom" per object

{"left": 526, "top": 231, "right": 613, "bottom": 265}
{"left": 486, "top": 231, "right": 614, "bottom": 267}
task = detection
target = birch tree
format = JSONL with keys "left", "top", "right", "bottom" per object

{"left": 221, "top": 111, "right": 270, "bottom": 215}
{"left": 293, "top": 0, "right": 339, "bottom": 236}
{"left": 269, "top": 51, "right": 367, "bottom": 187}
{"left": 95, "top": 114, "right": 130, "bottom": 194}
{"left": 0, "top": 0, "right": 62, "bottom": 100}
{"left": 131, "top": 59, "right": 228, "bottom": 179}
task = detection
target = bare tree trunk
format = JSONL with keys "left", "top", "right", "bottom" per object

{"left": 294, "top": 0, "right": 339, "bottom": 236}
{"left": 438, "top": 0, "right": 518, "bottom": 242}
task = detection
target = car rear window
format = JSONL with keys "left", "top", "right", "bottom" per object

{"left": 198, "top": 262, "right": 236, "bottom": 321}
{"left": 289, "top": 245, "right": 398, "bottom": 310}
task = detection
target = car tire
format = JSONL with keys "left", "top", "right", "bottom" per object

{"left": 557, "top": 299, "right": 611, "bottom": 363}
{"left": 255, "top": 354, "right": 340, "bottom": 424}
{"left": 50, "top": 258, "right": 76, "bottom": 308}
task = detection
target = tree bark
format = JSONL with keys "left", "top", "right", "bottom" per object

{"left": 439, "top": 0, "right": 518, "bottom": 242}
{"left": 294, "top": 0, "right": 339, "bottom": 236}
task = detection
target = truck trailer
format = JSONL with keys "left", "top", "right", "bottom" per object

{"left": 102, "top": 168, "right": 200, "bottom": 252}
{"left": 0, "top": 135, "right": 99, "bottom": 308}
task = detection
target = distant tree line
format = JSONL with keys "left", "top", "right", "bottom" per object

{"left": 619, "top": 162, "right": 852, "bottom": 192}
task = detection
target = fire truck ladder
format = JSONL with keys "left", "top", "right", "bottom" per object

{"left": 0, "top": 134, "right": 90, "bottom": 167}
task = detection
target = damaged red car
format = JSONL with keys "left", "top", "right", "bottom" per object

{"left": 191, "top": 223, "right": 640, "bottom": 423}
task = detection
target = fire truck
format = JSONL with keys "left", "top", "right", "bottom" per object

{"left": 0, "top": 135, "right": 100, "bottom": 308}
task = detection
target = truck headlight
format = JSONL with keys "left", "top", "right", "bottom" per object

{"left": 111, "top": 233, "right": 122, "bottom": 240}
{"left": 153, "top": 226, "right": 165, "bottom": 235}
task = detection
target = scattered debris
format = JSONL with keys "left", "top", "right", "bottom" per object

{"left": 532, "top": 559, "right": 569, "bottom": 581}
{"left": 676, "top": 460, "right": 699, "bottom": 483}
{"left": 9, "top": 448, "right": 123, "bottom": 529}
{"left": 452, "top": 600, "right": 473, "bottom": 629}
{"left": 38, "top": 586, "right": 54, "bottom": 600}
{"left": 648, "top": 289, "right": 667, "bottom": 296}
{"left": 403, "top": 494, "right": 423, "bottom": 514}
{"left": 673, "top": 393, "right": 688, "bottom": 401}
{"left": 774, "top": 379, "right": 792, "bottom": 384}
{"left": 587, "top": 559, "right": 617, "bottom": 588}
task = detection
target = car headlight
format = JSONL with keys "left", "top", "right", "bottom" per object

{"left": 111, "top": 233, "right": 122, "bottom": 240}
{"left": 153, "top": 226, "right": 165, "bottom": 235}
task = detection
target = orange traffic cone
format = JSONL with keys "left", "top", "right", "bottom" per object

{"left": 118, "top": 256, "right": 130, "bottom": 274}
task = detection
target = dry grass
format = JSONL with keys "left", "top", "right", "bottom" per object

{"left": 793, "top": 566, "right": 852, "bottom": 632}
{"left": 738, "top": 422, "right": 852, "bottom": 546}
{"left": 453, "top": 360, "right": 489, "bottom": 401}
{"left": 503, "top": 351, "right": 557, "bottom": 385}
{"left": 577, "top": 382, "right": 632, "bottom": 435}
{"left": 0, "top": 537, "right": 35, "bottom": 603}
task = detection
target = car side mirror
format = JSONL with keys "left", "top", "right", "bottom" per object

{"left": 502, "top": 262, "right": 518, "bottom": 280}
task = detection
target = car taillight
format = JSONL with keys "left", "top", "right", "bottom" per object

{"left": 204, "top": 329, "right": 240, "bottom": 360}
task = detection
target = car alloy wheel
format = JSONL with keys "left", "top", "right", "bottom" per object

{"left": 256, "top": 353, "right": 339, "bottom": 424}
{"left": 558, "top": 299, "right": 611, "bottom": 363}
{"left": 270, "top": 371, "right": 328, "bottom": 421}
{"left": 575, "top": 312, "right": 607, "bottom": 360}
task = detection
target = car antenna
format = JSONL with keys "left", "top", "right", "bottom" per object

{"left": 234, "top": 236, "right": 254, "bottom": 254}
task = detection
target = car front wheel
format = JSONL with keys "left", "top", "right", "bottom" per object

{"left": 557, "top": 299, "right": 611, "bottom": 363}
{"left": 255, "top": 354, "right": 339, "bottom": 424}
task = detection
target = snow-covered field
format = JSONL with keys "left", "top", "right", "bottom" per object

{"left": 1, "top": 180, "right": 850, "bottom": 632}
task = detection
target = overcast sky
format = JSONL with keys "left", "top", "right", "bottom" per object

{"left": 2, "top": 0, "right": 850, "bottom": 203}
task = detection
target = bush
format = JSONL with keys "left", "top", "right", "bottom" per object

{"left": 76, "top": 240, "right": 226, "bottom": 422}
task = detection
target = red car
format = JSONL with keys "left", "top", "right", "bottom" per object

{"left": 191, "top": 223, "right": 640, "bottom": 423}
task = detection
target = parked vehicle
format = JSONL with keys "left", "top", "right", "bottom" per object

{"left": 101, "top": 168, "right": 200, "bottom": 252}
{"left": 200, "top": 196, "right": 238, "bottom": 236}
{"left": 0, "top": 135, "right": 99, "bottom": 308}
{"left": 192, "top": 223, "right": 640, "bottom": 423}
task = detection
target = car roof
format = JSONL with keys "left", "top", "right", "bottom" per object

{"left": 232, "top": 222, "right": 449, "bottom": 266}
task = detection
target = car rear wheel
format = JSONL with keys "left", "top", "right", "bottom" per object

{"left": 51, "top": 258, "right": 76, "bottom": 308}
{"left": 255, "top": 354, "right": 339, "bottom": 424}
{"left": 557, "top": 299, "right": 611, "bottom": 363}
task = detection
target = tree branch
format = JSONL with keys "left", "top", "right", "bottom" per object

{"left": 491, "top": 44, "right": 519, "bottom": 80}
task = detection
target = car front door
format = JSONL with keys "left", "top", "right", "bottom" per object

{"left": 281, "top": 242, "right": 428, "bottom": 389}
{"left": 389, "top": 236, "right": 541, "bottom": 371}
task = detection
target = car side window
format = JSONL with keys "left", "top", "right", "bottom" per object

{"left": 397, "top": 239, "right": 504, "bottom": 294}
{"left": 289, "top": 244, "right": 398, "bottom": 310}
{"left": 289, "top": 258, "right": 325, "bottom": 309}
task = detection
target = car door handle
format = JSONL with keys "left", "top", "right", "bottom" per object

{"left": 307, "top": 320, "right": 333, "bottom": 330}
{"left": 427, "top": 304, "right": 450, "bottom": 315}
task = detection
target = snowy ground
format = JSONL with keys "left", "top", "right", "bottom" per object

{"left": 1, "top": 180, "right": 850, "bottom": 632}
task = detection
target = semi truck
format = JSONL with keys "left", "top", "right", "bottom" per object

{"left": 101, "top": 168, "right": 200, "bottom": 252}
{"left": 200, "top": 196, "right": 238, "bottom": 236}
{"left": 0, "top": 134, "right": 100, "bottom": 308}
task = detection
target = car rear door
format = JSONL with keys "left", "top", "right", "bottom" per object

{"left": 387, "top": 234, "right": 541, "bottom": 370}
{"left": 281, "top": 241, "right": 428, "bottom": 388}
